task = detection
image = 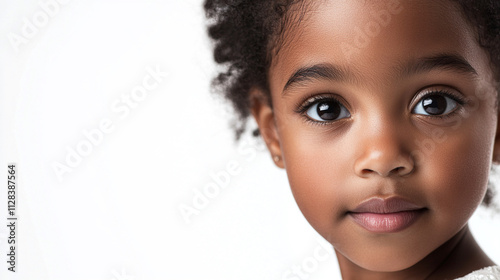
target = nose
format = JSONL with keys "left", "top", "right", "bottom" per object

{"left": 354, "top": 123, "right": 415, "bottom": 178}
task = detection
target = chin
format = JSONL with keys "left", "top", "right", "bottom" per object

{"left": 340, "top": 246, "right": 428, "bottom": 273}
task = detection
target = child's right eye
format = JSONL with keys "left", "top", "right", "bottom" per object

{"left": 299, "top": 97, "right": 351, "bottom": 122}
{"left": 306, "top": 100, "right": 351, "bottom": 122}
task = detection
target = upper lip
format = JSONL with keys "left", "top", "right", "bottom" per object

{"left": 350, "top": 197, "right": 425, "bottom": 214}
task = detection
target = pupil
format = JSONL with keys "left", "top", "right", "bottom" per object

{"left": 317, "top": 101, "right": 340, "bottom": 120}
{"left": 422, "top": 95, "right": 447, "bottom": 115}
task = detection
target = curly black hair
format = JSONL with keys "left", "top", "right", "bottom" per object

{"left": 204, "top": 0, "right": 500, "bottom": 207}
{"left": 204, "top": 0, "right": 303, "bottom": 138}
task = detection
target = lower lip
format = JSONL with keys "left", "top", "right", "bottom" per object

{"left": 349, "top": 210, "right": 424, "bottom": 233}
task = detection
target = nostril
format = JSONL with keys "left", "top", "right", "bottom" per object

{"left": 393, "top": 166, "right": 404, "bottom": 173}
{"left": 391, "top": 166, "right": 413, "bottom": 176}
{"left": 361, "top": 168, "right": 377, "bottom": 176}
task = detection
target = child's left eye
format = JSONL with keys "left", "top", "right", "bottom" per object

{"left": 412, "top": 93, "right": 460, "bottom": 116}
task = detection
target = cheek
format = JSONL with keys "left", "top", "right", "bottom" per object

{"left": 279, "top": 127, "right": 353, "bottom": 233}
{"left": 424, "top": 122, "right": 493, "bottom": 227}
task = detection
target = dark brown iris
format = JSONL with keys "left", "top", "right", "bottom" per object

{"left": 317, "top": 101, "right": 341, "bottom": 120}
{"left": 422, "top": 95, "right": 447, "bottom": 115}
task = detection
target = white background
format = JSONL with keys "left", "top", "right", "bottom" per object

{"left": 0, "top": 1, "right": 499, "bottom": 279}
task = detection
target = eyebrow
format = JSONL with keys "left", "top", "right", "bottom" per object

{"left": 283, "top": 64, "right": 352, "bottom": 94}
{"left": 398, "top": 53, "right": 478, "bottom": 79}
{"left": 282, "top": 54, "right": 478, "bottom": 95}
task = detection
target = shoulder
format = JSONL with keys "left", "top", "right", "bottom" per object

{"left": 455, "top": 265, "right": 500, "bottom": 279}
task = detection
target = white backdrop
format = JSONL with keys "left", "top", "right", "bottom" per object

{"left": 0, "top": 1, "right": 499, "bottom": 279}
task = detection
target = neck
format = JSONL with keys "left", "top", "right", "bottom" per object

{"left": 336, "top": 225, "right": 495, "bottom": 280}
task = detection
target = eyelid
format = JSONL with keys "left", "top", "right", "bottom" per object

{"left": 294, "top": 93, "right": 349, "bottom": 114}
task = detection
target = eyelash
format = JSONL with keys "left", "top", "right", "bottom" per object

{"left": 295, "top": 94, "right": 343, "bottom": 113}
{"left": 294, "top": 89, "right": 467, "bottom": 124}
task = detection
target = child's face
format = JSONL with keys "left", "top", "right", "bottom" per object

{"left": 252, "top": 0, "right": 499, "bottom": 272}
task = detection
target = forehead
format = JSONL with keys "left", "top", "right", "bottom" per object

{"left": 269, "top": 0, "right": 490, "bottom": 93}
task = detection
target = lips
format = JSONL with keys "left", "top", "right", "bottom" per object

{"left": 348, "top": 197, "right": 426, "bottom": 233}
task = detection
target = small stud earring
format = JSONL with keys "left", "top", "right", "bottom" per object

{"left": 273, "top": 155, "right": 281, "bottom": 162}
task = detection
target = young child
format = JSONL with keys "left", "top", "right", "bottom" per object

{"left": 204, "top": 0, "right": 500, "bottom": 279}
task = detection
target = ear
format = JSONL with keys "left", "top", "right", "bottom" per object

{"left": 249, "top": 87, "right": 284, "bottom": 169}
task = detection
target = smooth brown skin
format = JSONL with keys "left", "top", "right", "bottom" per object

{"left": 250, "top": 1, "right": 499, "bottom": 279}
